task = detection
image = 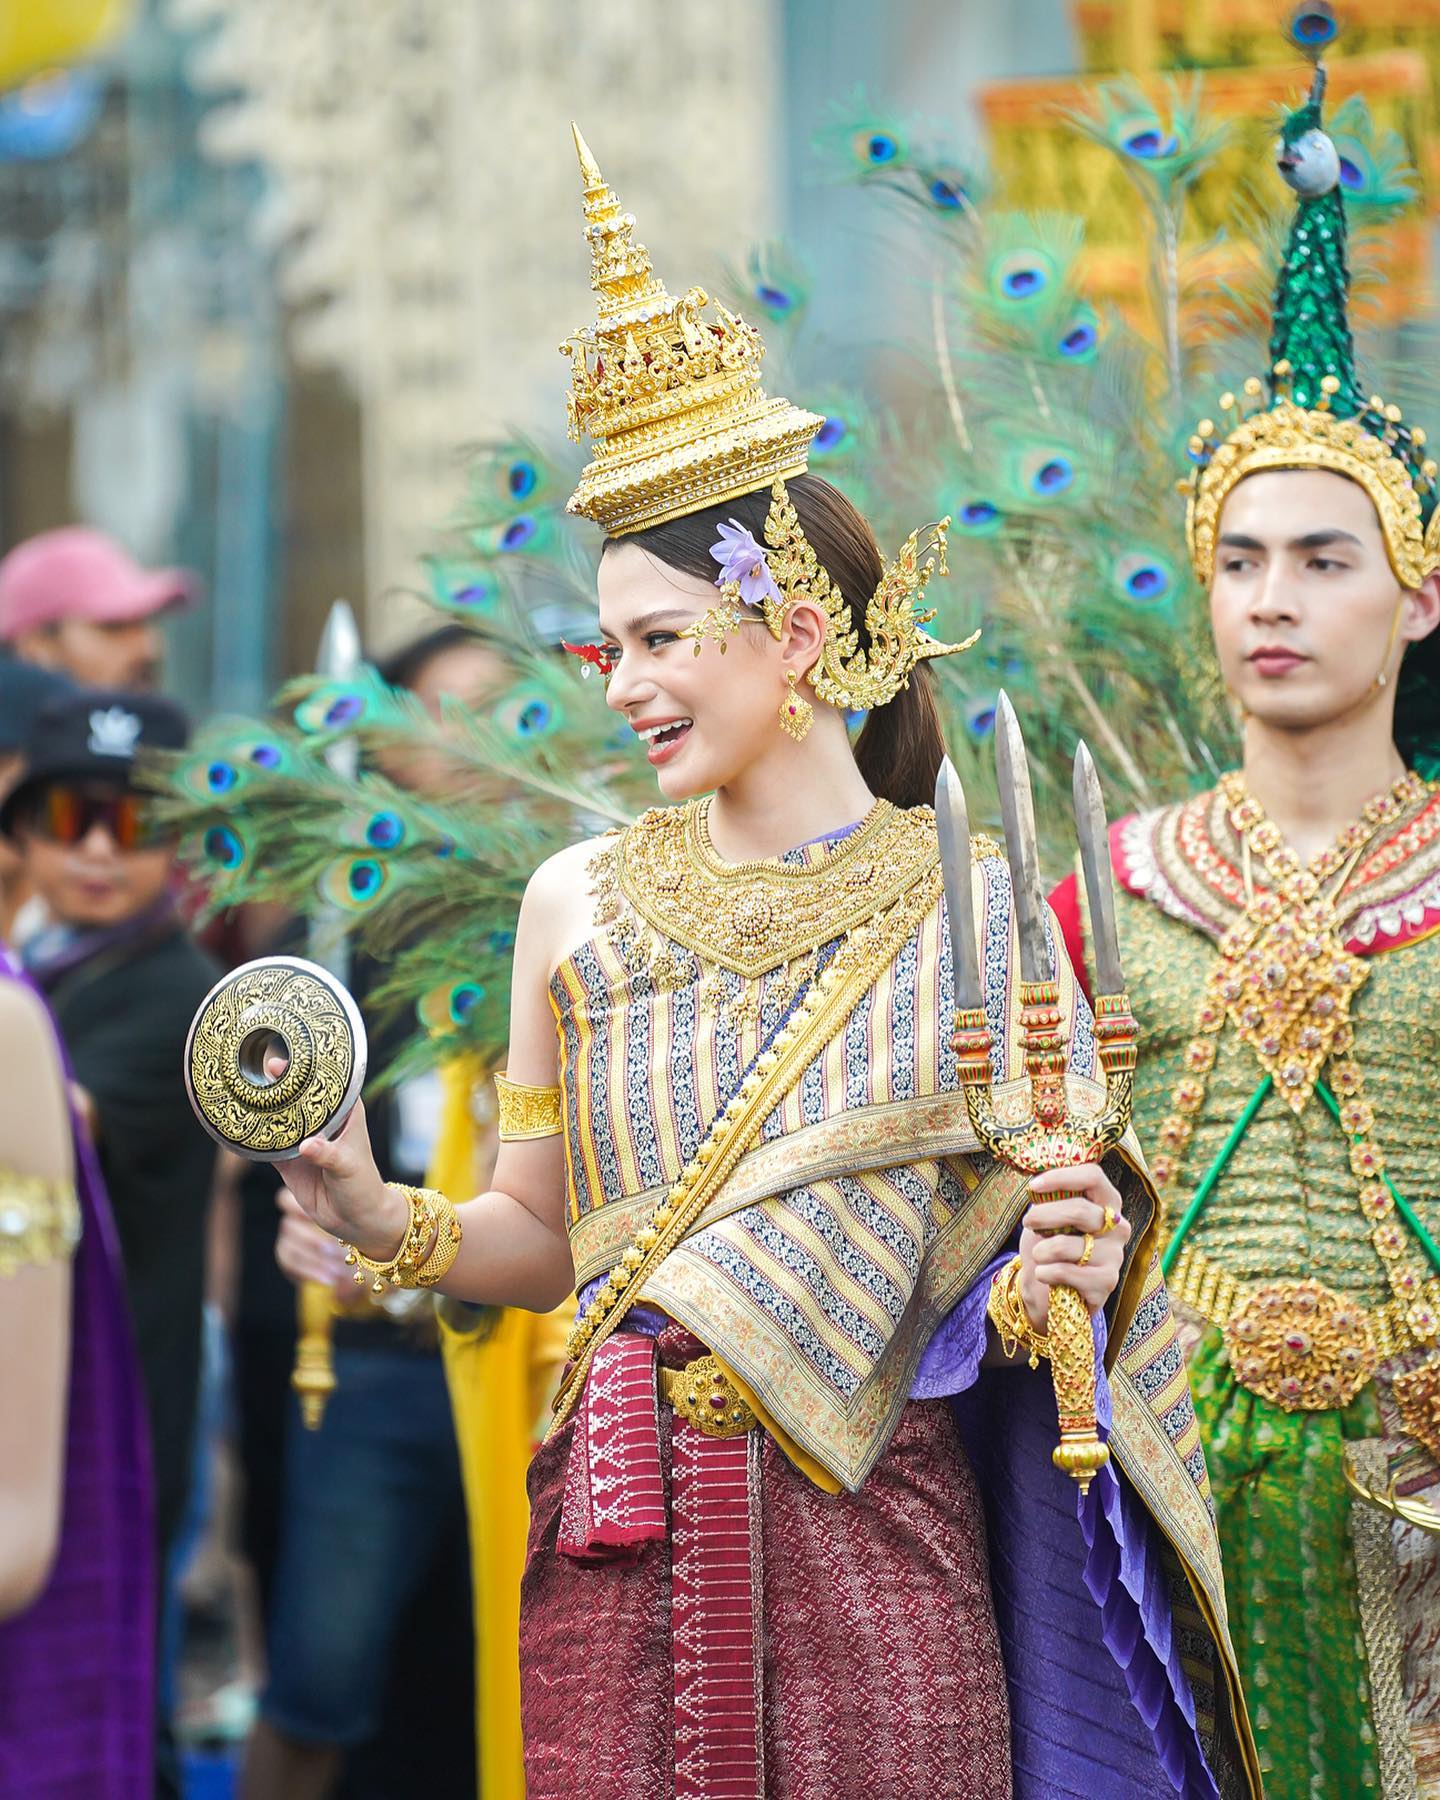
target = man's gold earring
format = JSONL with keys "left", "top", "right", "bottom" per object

{"left": 779, "top": 669, "right": 813, "bottom": 743}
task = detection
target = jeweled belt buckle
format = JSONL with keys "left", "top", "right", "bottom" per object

{"left": 661, "top": 1353, "right": 757, "bottom": 1438}
{"left": 1225, "top": 1278, "right": 1376, "bottom": 1411}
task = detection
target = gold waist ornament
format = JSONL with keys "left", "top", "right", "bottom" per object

{"left": 1225, "top": 1277, "right": 1376, "bottom": 1412}
{"left": 660, "top": 1353, "right": 757, "bottom": 1439}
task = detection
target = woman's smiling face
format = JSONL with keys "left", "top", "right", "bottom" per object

{"left": 597, "top": 541, "right": 781, "bottom": 801}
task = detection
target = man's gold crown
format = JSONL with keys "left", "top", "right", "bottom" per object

{"left": 561, "top": 126, "right": 823, "bottom": 537}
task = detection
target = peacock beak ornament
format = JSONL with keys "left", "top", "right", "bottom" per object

{"left": 1183, "top": 6, "right": 1440, "bottom": 599}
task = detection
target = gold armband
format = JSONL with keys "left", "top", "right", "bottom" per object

{"left": 986, "top": 1254, "right": 1052, "bottom": 1369}
{"left": 494, "top": 1072, "right": 563, "bottom": 1141}
{"left": 0, "top": 1171, "right": 81, "bottom": 1278}
{"left": 343, "top": 1184, "right": 462, "bottom": 1294}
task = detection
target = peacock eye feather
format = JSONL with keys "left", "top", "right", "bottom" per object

{"left": 1058, "top": 313, "right": 1099, "bottom": 361}
{"left": 999, "top": 263, "right": 1048, "bottom": 301}
{"left": 202, "top": 824, "right": 247, "bottom": 871}
{"left": 499, "top": 516, "right": 538, "bottom": 552}
{"left": 965, "top": 697, "right": 998, "bottom": 740}
{"left": 319, "top": 856, "right": 389, "bottom": 910}
{"left": 755, "top": 283, "right": 796, "bottom": 315}
{"left": 365, "top": 810, "right": 406, "bottom": 851}
{"left": 1027, "top": 454, "right": 1074, "bottom": 497}
{"left": 1113, "top": 552, "right": 1175, "bottom": 605}
{"left": 927, "top": 174, "right": 965, "bottom": 210}
{"left": 956, "top": 501, "right": 1002, "bottom": 535}
{"left": 813, "top": 416, "right": 849, "bottom": 454}
{"left": 1288, "top": 2, "right": 1338, "bottom": 49}
{"left": 207, "top": 761, "right": 239, "bottom": 794}
{"left": 508, "top": 460, "right": 538, "bottom": 499}
{"left": 1122, "top": 127, "right": 1178, "bottom": 161}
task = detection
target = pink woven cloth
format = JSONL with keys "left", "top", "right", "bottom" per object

{"left": 521, "top": 1328, "right": 1012, "bottom": 1800}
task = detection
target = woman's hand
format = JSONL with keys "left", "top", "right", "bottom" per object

{"left": 273, "top": 1094, "right": 407, "bottom": 1261}
{"left": 1018, "top": 1163, "right": 1132, "bottom": 1332}
{"left": 274, "top": 1188, "right": 355, "bottom": 1293}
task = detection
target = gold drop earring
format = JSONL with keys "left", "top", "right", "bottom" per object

{"left": 779, "top": 669, "right": 813, "bottom": 743}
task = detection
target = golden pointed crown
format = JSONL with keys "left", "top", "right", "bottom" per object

{"left": 561, "top": 126, "right": 823, "bottom": 536}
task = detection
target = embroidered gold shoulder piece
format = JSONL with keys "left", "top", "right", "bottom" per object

{"left": 0, "top": 1171, "right": 81, "bottom": 1277}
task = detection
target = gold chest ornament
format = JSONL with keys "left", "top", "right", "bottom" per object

{"left": 1154, "top": 773, "right": 1440, "bottom": 1425}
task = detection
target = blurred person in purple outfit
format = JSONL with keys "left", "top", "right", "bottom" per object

{"left": 0, "top": 945, "right": 155, "bottom": 1798}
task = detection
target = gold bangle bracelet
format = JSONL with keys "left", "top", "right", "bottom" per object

{"left": 412, "top": 1192, "right": 463, "bottom": 1288}
{"left": 986, "top": 1254, "right": 1052, "bottom": 1369}
{"left": 494, "top": 1072, "right": 563, "bottom": 1141}
{"left": 344, "top": 1184, "right": 446, "bottom": 1294}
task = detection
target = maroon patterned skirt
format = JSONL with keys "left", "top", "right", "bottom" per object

{"left": 520, "top": 1354, "right": 1012, "bottom": 1800}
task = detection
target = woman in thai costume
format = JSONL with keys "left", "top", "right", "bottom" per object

{"left": 274, "top": 127, "right": 1259, "bottom": 1799}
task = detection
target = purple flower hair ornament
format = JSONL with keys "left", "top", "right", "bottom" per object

{"left": 710, "top": 520, "right": 784, "bottom": 610}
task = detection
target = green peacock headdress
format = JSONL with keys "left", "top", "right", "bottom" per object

{"left": 1183, "top": 4, "right": 1440, "bottom": 597}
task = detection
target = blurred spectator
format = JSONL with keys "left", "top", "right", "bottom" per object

{"left": 0, "top": 687, "right": 220, "bottom": 1798}
{"left": 236, "top": 626, "right": 499, "bottom": 1800}
{"left": 0, "top": 948, "right": 154, "bottom": 1797}
{"left": 0, "top": 528, "right": 197, "bottom": 691}
{"left": 0, "top": 660, "right": 74, "bottom": 943}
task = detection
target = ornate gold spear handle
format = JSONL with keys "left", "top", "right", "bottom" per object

{"left": 293, "top": 599, "right": 364, "bottom": 1430}
{"left": 936, "top": 705, "right": 1138, "bottom": 1494}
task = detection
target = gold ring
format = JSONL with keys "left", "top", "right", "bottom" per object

{"left": 1099, "top": 1205, "right": 1118, "bottom": 1236}
{"left": 1077, "top": 1232, "right": 1095, "bottom": 1268}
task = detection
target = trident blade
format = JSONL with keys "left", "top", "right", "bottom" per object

{"left": 934, "top": 757, "right": 983, "bottom": 1011}
{"left": 993, "top": 692, "right": 1052, "bottom": 985}
{"left": 1072, "top": 741, "right": 1125, "bottom": 999}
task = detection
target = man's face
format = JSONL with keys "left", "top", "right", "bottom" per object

{"left": 15, "top": 782, "right": 174, "bottom": 928}
{"left": 17, "top": 616, "right": 163, "bottom": 689}
{"left": 1209, "top": 469, "right": 1439, "bottom": 731}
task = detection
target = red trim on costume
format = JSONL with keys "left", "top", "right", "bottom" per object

{"left": 1346, "top": 911, "right": 1440, "bottom": 958}
{"left": 1048, "top": 870, "right": 1092, "bottom": 1006}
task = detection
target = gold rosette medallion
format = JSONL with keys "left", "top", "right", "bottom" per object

{"left": 184, "top": 956, "right": 367, "bottom": 1161}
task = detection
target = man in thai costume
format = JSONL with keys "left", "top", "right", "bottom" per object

{"left": 270, "top": 126, "right": 1259, "bottom": 1798}
{"left": 1050, "top": 38, "right": 1440, "bottom": 1800}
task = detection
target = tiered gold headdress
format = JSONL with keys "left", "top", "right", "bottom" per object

{"left": 1182, "top": 15, "right": 1440, "bottom": 591}
{"left": 561, "top": 126, "right": 822, "bottom": 536}
{"left": 562, "top": 127, "right": 977, "bottom": 711}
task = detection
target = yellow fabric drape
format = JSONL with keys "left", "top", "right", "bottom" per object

{"left": 426, "top": 1055, "right": 571, "bottom": 1800}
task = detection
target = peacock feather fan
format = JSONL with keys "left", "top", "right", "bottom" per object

{"left": 829, "top": 81, "right": 1255, "bottom": 873}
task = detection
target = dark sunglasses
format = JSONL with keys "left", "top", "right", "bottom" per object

{"left": 30, "top": 785, "right": 161, "bottom": 850}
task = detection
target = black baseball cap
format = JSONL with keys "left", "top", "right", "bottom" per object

{"left": 0, "top": 660, "right": 75, "bottom": 754}
{"left": 0, "top": 686, "right": 189, "bottom": 837}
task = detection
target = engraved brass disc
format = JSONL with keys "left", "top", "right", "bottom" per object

{"left": 183, "top": 956, "right": 367, "bottom": 1161}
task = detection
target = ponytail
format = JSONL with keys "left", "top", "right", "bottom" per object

{"left": 854, "top": 663, "right": 946, "bottom": 810}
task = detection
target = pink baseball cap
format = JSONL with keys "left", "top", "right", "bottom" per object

{"left": 0, "top": 527, "right": 198, "bottom": 642}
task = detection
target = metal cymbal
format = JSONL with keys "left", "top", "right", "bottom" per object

{"left": 183, "top": 955, "right": 367, "bottom": 1161}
